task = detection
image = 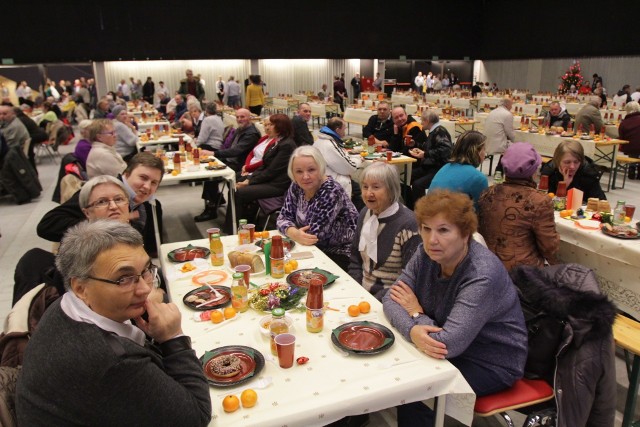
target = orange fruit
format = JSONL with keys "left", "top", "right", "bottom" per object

{"left": 348, "top": 305, "right": 360, "bottom": 317}
{"left": 171, "top": 170, "right": 179, "bottom": 176}
{"left": 223, "top": 306, "right": 236, "bottom": 320}
{"left": 547, "top": 192, "right": 555, "bottom": 198}
{"left": 210, "top": 310, "right": 224, "bottom": 324}
{"left": 289, "top": 259, "right": 298, "bottom": 270}
{"left": 222, "top": 395, "right": 240, "bottom": 413}
{"left": 241, "top": 389, "right": 258, "bottom": 408}
{"left": 284, "top": 263, "right": 293, "bottom": 274}
{"left": 358, "top": 301, "right": 371, "bottom": 314}
{"left": 261, "top": 231, "right": 270, "bottom": 239}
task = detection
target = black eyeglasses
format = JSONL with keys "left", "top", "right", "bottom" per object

{"left": 88, "top": 264, "right": 158, "bottom": 288}
{"left": 86, "top": 195, "right": 129, "bottom": 209}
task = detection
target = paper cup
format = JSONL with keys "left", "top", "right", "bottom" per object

{"left": 274, "top": 333, "right": 296, "bottom": 368}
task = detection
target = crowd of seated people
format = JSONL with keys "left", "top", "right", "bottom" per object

{"left": 4, "top": 71, "right": 623, "bottom": 427}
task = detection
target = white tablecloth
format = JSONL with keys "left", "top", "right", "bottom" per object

{"left": 391, "top": 94, "right": 416, "bottom": 104}
{"left": 513, "top": 130, "right": 616, "bottom": 163}
{"left": 555, "top": 214, "right": 640, "bottom": 319}
{"left": 161, "top": 235, "right": 475, "bottom": 427}
{"left": 138, "top": 120, "right": 171, "bottom": 130}
{"left": 343, "top": 108, "right": 376, "bottom": 126}
{"left": 292, "top": 94, "right": 308, "bottom": 103}
{"left": 512, "top": 104, "right": 543, "bottom": 117}
{"left": 308, "top": 102, "right": 340, "bottom": 117}
{"left": 476, "top": 97, "right": 501, "bottom": 108}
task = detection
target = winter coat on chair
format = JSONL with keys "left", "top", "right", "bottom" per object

{"left": 510, "top": 263, "right": 617, "bottom": 427}
{"left": 0, "top": 144, "right": 42, "bottom": 204}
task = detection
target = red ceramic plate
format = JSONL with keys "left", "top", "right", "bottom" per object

{"left": 200, "top": 346, "right": 265, "bottom": 387}
{"left": 182, "top": 286, "right": 230, "bottom": 311}
{"left": 339, "top": 325, "right": 385, "bottom": 350}
{"left": 331, "top": 321, "right": 395, "bottom": 354}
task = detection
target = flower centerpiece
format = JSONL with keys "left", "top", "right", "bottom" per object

{"left": 249, "top": 282, "right": 306, "bottom": 312}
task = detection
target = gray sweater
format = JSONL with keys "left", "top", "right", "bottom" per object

{"left": 16, "top": 300, "right": 211, "bottom": 426}
{"left": 382, "top": 240, "right": 527, "bottom": 384}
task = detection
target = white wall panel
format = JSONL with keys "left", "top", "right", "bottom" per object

{"left": 259, "top": 59, "right": 360, "bottom": 101}
{"left": 478, "top": 56, "right": 640, "bottom": 93}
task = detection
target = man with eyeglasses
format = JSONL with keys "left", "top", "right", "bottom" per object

{"left": 16, "top": 220, "right": 211, "bottom": 426}
{"left": 362, "top": 102, "right": 394, "bottom": 148}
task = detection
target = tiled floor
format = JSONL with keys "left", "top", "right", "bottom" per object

{"left": 1, "top": 126, "right": 638, "bottom": 426}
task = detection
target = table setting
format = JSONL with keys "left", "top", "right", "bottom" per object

{"left": 160, "top": 233, "right": 475, "bottom": 426}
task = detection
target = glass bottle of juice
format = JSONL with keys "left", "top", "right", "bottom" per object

{"left": 269, "top": 308, "right": 288, "bottom": 355}
{"left": 230, "top": 273, "right": 248, "bottom": 312}
{"left": 173, "top": 152, "right": 181, "bottom": 174}
{"left": 192, "top": 147, "right": 200, "bottom": 166}
{"left": 552, "top": 181, "right": 568, "bottom": 211}
{"left": 210, "top": 233, "right": 224, "bottom": 266}
{"left": 270, "top": 236, "right": 285, "bottom": 279}
{"left": 613, "top": 200, "right": 626, "bottom": 226}
{"left": 306, "top": 281, "right": 324, "bottom": 333}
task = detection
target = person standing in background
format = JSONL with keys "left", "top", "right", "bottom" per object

{"left": 142, "top": 77, "right": 155, "bottom": 104}
{"left": 351, "top": 73, "right": 361, "bottom": 101}
{"left": 372, "top": 73, "right": 383, "bottom": 92}
{"left": 215, "top": 76, "right": 225, "bottom": 103}
{"left": 227, "top": 76, "right": 241, "bottom": 108}
{"left": 245, "top": 75, "right": 265, "bottom": 116}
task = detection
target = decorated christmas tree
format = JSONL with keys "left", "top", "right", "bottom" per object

{"left": 558, "top": 61, "right": 584, "bottom": 94}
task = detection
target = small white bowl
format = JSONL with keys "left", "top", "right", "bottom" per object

{"left": 259, "top": 314, "right": 294, "bottom": 336}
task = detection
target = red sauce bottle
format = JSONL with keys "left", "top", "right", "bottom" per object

{"left": 306, "top": 281, "right": 324, "bottom": 333}
{"left": 270, "top": 236, "right": 285, "bottom": 279}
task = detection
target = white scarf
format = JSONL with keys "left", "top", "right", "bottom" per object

{"left": 61, "top": 291, "right": 146, "bottom": 346}
{"left": 358, "top": 202, "right": 399, "bottom": 264}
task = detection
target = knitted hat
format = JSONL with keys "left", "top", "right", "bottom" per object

{"left": 111, "top": 105, "right": 126, "bottom": 117}
{"left": 501, "top": 142, "right": 541, "bottom": 179}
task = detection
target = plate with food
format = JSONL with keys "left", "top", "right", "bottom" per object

{"left": 167, "top": 245, "right": 210, "bottom": 263}
{"left": 331, "top": 321, "right": 395, "bottom": 355}
{"left": 248, "top": 282, "right": 307, "bottom": 312}
{"left": 560, "top": 132, "right": 575, "bottom": 137}
{"left": 183, "top": 285, "right": 231, "bottom": 310}
{"left": 580, "top": 135, "right": 594, "bottom": 140}
{"left": 205, "top": 164, "right": 227, "bottom": 170}
{"left": 286, "top": 268, "right": 338, "bottom": 288}
{"left": 200, "top": 346, "right": 265, "bottom": 387}
{"left": 364, "top": 152, "right": 401, "bottom": 160}
{"left": 601, "top": 223, "right": 640, "bottom": 239}
{"left": 254, "top": 237, "right": 296, "bottom": 252}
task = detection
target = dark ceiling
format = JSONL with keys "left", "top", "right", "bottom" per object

{"left": 3, "top": 0, "right": 639, "bottom": 63}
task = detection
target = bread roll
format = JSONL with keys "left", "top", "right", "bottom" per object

{"left": 228, "top": 251, "right": 264, "bottom": 273}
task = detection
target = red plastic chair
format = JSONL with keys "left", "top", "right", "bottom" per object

{"left": 474, "top": 378, "right": 555, "bottom": 427}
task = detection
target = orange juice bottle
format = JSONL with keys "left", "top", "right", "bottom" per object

{"left": 210, "top": 233, "right": 224, "bottom": 266}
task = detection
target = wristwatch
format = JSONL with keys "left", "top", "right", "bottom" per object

{"left": 411, "top": 312, "right": 422, "bottom": 319}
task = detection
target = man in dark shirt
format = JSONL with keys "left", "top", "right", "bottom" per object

{"left": 362, "top": 101, "right": 393, "bottom": 146}
{"left": 142, "top": 77, "right": 155, "bottom": 104}
{"left": 195, "top": 109, "right": 260, "bottom": 222}
{"left": 472, "top": 81, "right": 482, "bottom": 98}
{"left": 291, "top": 103, "right": 313, "bottom": 146}
{"left": 178, "top": 69, "right": 205, "bottom": 103}
{"left": 350, "top": 73, "right": 361, "bottom": 101}
{"left": 333, "top": 76, "right": 347, "bottom": 112}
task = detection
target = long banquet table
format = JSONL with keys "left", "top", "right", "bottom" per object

{"left": 555, "top": 213, "right": 640, "bottom": 319}
{"left": 160, "top": 235, "right": 475, "bottom": 427}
